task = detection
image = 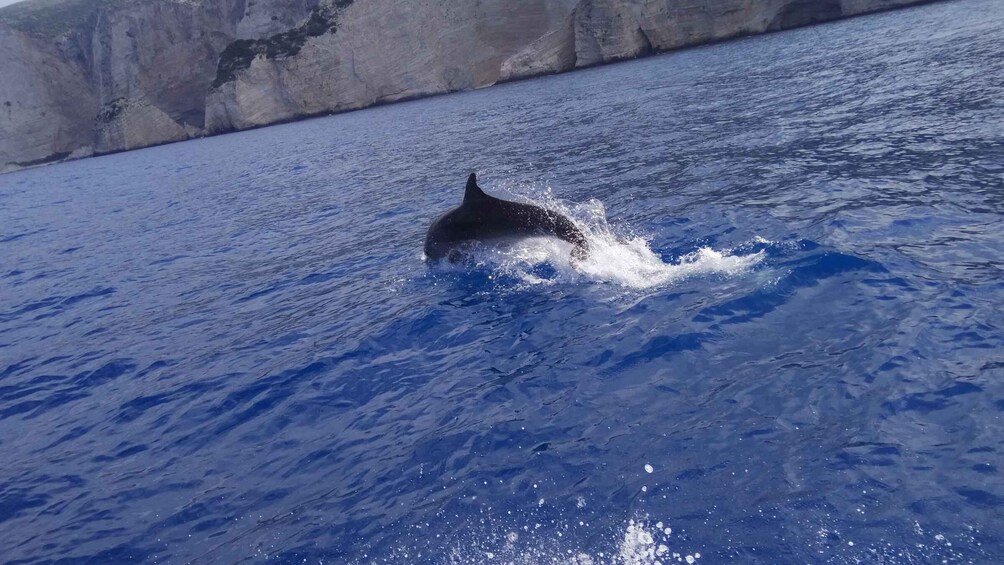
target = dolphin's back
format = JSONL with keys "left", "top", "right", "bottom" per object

{"left": 493, "top": 199, "right": 587, "bottom": 250}
{"left": 424, "top": 174, "right": 589, "bottom": 261}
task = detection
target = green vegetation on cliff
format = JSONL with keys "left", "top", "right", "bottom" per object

{"left": 212, "top": 0, "right": 353, "bottom": 88}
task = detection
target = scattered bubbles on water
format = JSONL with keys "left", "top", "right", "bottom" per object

{"left": 354, "top": 514, "right": 699, "bottom": 565}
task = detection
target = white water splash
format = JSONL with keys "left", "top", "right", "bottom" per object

{"left": 442, "top": 195, "right": 765, "bottom": 290}
{"left": 618, "top": 520, "right": 700, "bottom": 565}
{"left": 400, "top": 517, "right": 698, "bottom": 565}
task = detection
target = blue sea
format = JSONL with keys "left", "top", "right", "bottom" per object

{"left": 2, "top": 1, "right": 1003, "bottom": 563}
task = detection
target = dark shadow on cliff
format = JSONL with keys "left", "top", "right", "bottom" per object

{"left": 769, "top": 0, "right": 843, "bottom": 32}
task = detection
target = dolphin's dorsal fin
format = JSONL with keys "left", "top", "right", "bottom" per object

{"left": 464, "top": 173, "right": 487, "bottom": 202}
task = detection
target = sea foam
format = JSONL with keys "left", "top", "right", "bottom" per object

{"left": 431, "top": 191, "right": 765, "bottom": 290}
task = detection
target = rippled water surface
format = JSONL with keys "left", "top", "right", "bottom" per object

{"left": 2, "top": 1, "right": 1003, "bottom": 563}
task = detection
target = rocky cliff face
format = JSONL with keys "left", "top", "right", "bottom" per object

{"left": 500, "top": 0, "right": 933, "bottom": 80}
{"left": 0, "top": 0, "right": 316, "bottom": 172}
{"left": 0, "top": 23, "right": 95, "bottom": 168}
{"left": 204, "top": 0, "right": 580, "bottom": 132}
{"left": 0, "top": 0, "right": 935, "bottom": 172}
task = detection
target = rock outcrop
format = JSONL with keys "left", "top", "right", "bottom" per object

{"left": 204, "top": 0, "right": 579, "bottom": 132}
{"left": 0, "top": 0, "right": 317, "bottom": 172}
{"left": 501, "top": 0, "right": 933, "bottom": 80}
{"left": 0, "top": 0, "right": 936, "bottom": 172}
{"left": 0, "top": 23, "right": 96, "bottom": 170}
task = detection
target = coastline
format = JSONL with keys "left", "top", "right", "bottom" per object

{"left": 0, "top": 0, "right": 948, "bottom": 176}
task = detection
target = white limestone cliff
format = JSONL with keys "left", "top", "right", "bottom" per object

{"left": 204, "top": 0, "right": 579, "bottom": 132}
{"left": 0, "top": 0, "right": 936, "bottom": 172}
{"left": 500, "top": 0, "right": 936, "bottom": 81}
{"left": 0, "top": 23, "right": 96, "bottom": 171}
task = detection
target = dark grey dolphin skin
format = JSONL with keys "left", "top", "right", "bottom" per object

{"left": 425, "top": 174, "right": 589, "bottom": 262}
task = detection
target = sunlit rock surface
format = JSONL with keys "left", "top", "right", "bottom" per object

{"left": 0, "top": 0, "right": 935, "bottom": 171}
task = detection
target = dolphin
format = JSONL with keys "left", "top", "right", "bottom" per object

{"left": 424, "top": 173, "right": 589, "bottom": 262}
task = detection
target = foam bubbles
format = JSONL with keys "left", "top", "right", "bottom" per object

{"left": 433, "top": 191, "right": 765, "bottom": 290}
{"left": 567, "top": 203, "right": 765, "bottom": 289}
{"left": 427, "top": 517, "right": 694, "bottom": 561}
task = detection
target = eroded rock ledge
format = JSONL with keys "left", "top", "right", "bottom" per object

{"left": 0, "top": 0, "right": 936, "bottom": 172}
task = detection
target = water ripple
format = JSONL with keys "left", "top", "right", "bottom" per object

{"left": 1, "top": 1, "right": 1003, "bottom": 563}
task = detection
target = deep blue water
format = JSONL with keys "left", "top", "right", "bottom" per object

{"left": 2, "top": 1, "right": 1003, "bottom": 563}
